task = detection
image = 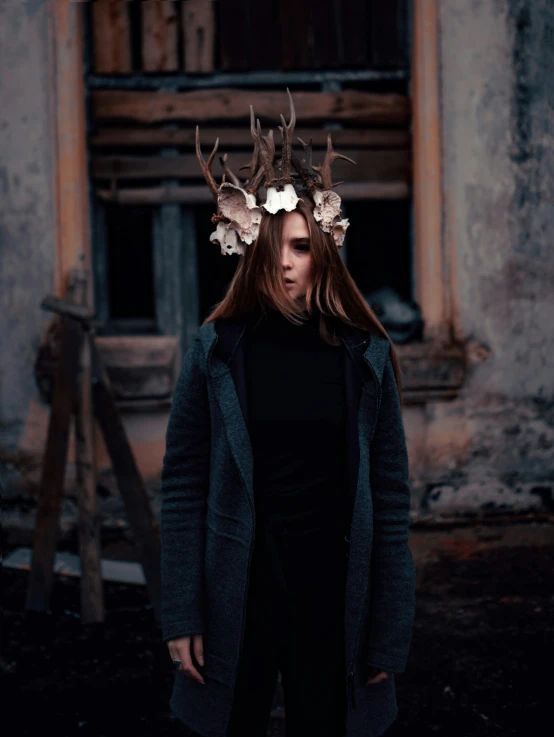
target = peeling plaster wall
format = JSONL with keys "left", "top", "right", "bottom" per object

{"left": 441, "top": 0, "right": 553, "bottom": 397}
{"left": 420, "top": 0, "right": 554, "bottom": 513}
{"left": 0, "top": 1, "right": 56, "bottom": 451}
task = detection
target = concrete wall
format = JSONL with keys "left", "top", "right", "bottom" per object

{"left": 418, "top": 0, "right": 554, "bottom": 513}
{"left": 0, "top": 1, "right": 57, "bottom": 456}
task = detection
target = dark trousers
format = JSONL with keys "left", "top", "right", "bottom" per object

{"left": 226, "top": 519, "right": 348, "bottom": 737}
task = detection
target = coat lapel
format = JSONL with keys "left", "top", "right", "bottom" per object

{"left": 213, "top": 315, "right": 251, "bottom": 433}
{"left": 201, "top": 318, "right": 255, "bottom": 516}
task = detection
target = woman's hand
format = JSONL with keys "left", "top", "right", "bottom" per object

{"left": 365, "top": 666, "right": 390, "bottom": 685}
{"left": 167, "top": 634, "right": 205, "bottom": 685}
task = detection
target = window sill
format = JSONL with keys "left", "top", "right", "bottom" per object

{"left": 92, "top": 337, "right": 466, "bottom": 406}
{"left": 95, "top": 335, "right": 178, "bottom": 401}
{"left": 395, "top": 340, "right": 467, "bottom": 404}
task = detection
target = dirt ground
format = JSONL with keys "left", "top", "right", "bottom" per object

{"left": 2, "top": 515, "right": 553, "bottom": 737}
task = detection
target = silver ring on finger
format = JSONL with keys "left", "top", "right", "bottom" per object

{"left": 172, "top": 659, "right": 182, "bottom": 667}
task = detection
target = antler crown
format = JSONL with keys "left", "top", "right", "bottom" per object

{"left": 195, "top": 88, "right": 356, "bottom": 254}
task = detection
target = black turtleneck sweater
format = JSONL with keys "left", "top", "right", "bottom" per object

{"left": 243, "top": 308, "right": 347, "bottom": 533}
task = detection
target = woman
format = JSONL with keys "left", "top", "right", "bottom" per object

{"left": 160, "top": 92, "right": 416, "bottom": 737}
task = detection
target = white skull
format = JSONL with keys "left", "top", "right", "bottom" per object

{"left": 332, "top": 218, "right": 350, "bottom": 248}
{"left": 209, "top": 222, "right": 245, "bottom": 256}
{"left": 313, "top": 189, "right": 343, "bottom": 233}
{"left": 218, "top": 183, "right": 262, "bottom": 245}
{"left": 263, "top": 183, "right": 299, "bottom": 214}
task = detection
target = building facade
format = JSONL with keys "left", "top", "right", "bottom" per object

{"left": 1, "top": 0, "right": 553, "bottom": 539}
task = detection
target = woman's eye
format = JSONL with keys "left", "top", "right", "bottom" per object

{"left": 295, "top": 244, "right": 310, "bottom": 252}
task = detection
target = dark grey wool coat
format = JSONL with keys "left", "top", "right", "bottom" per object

{"left": 160, "top": 310, "right": 416, "bottom": 737}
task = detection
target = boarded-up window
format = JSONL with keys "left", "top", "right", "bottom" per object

{"left": 87, "top": 0, "right": 413, "bottom": 349}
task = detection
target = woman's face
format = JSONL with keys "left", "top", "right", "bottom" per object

{"left": 280, "top": 211, "right": 312, "bottom": 303}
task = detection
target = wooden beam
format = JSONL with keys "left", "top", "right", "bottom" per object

{"left": 92, "top": 89, "right": 411, "bottom": 125}
{"left": 95, "top": 181, "right": 410, "bottom": 205}
{"left": 153, "top": 205, "right": 184, "bottom": 341}
{"left": 90, "top": 126, "right": 411, "bottom": 149}
{"left": 412, "top": 0, "right": 445, "bottom": 341}
{"left": 26, "top": 316, "right": 84, "bottom": 612}
{"left": 75, "top": 329, "right": 104, "bottom": 624}
{"left": 141, "top": 0, "right": 179, "bottom": 72}
{"left": 49, "top": 1, "right": 92, "bottom": 303}
{"left": 182, "top": 0, "right": 215, "bottom": 73}
{"left": 72, "top": 272, "right": 103, "bottom": 624}
{"left": 41, "top": 295, "right": 96, "bottom": 322}
{"left": 91, "top": 150, "right": 411, "bottom": 182}
{"left": 91, "top": 0, "right": 132, "bottom": 74}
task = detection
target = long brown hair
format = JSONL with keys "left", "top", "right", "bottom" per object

{"left": 204, "top": 200, "right": 404, "bottom": 402}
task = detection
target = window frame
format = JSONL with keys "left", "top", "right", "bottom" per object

{"left": 49, "top": 0, "right": 465, "bottom": 404}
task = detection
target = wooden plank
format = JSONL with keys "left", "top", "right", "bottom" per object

{"left": 26, "top": 316, "right": 84, "bottom": 612}
{"left": 309, "top": 0, "right": 341, "bottom": 68}
{"left": 92, "top": 89, "right": 411, "bottom": 125}
{"left": 248, "top": 0, "right": 280, "bottom": 71}
{"left": 91, "top": 341, "right": 162, "bottom": 622}
{"left": 50, "top": 0, "right": 92, "bottom": 302}
{"left": 412, "top": 0, "right": 445, "bottom": 341}
{"left": 153, "top": 204, "right": 183, "bottom": 340}
{"left": 279, "top": 0, "right": 312, "bottom": 69}
{"left": 370, "top": 0, "right": 404, "bottom": 68}
{"left": 91, "top": 200, "right": 110, "bottom": 328}
{"left": 90, "top": 126, "right": 411, "bottom": 149}
{"left": 92, "top": 149, "right": 412, "bottom": 182}
{"left": 92, "top": 0, "right": 132, "bottom": 74}
{"left": 96, "top": 184, "right": 212, "bottom": 205}
{"left": 95, "top": 180, "right": 410, "bottom": 205}
{"left": 41, "top": 295, "right": 96, "bottom": 322}
{"left": 340, "top": 0, "right": 369, "bottom": 67}
{"left": 182, "top": 0, "right": 215, "bottom": 73}
{"left": 75, "top": 330, "right": 104, "bottom": 624}
{"left": 217, "top": 0, "right": 249, "bottom": 70}
{"left": 141, "top": 0, "right": 179, "bottom": 72}
{"left": 72, "top": 271, "right": 103, "bottom": 625}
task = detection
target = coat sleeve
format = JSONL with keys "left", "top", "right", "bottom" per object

{"left": 365, "top": 352, "right": 416, "bottom": 673}
{"left": 160, "top": 336, "right": 210, "bottom": 644}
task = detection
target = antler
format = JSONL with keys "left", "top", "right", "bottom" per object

{"left": 219, "top": 153, "right": 242, "bottom": 188}
{"left": 277, "top": 87, "right": 296, "bottom": 183}
{"left": 241, "top": 107, "right": 260, "bottom": 182}
{"left": 258, "top": 121, "right": 276, "bottom": 188}
{"left": 291, "top": 136, "right": 319, "bottom": 192}
{"left": 195, "top": 126, "right": 220, "bottom": 201}
{"left": 297, "top": 137, "right": 315, "bottom": 173}
{"left": 312, "top": 134, "right": 356, "bottom": 190}
{"left": 240, "top": 106, "right": 266, "bottom": 195}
